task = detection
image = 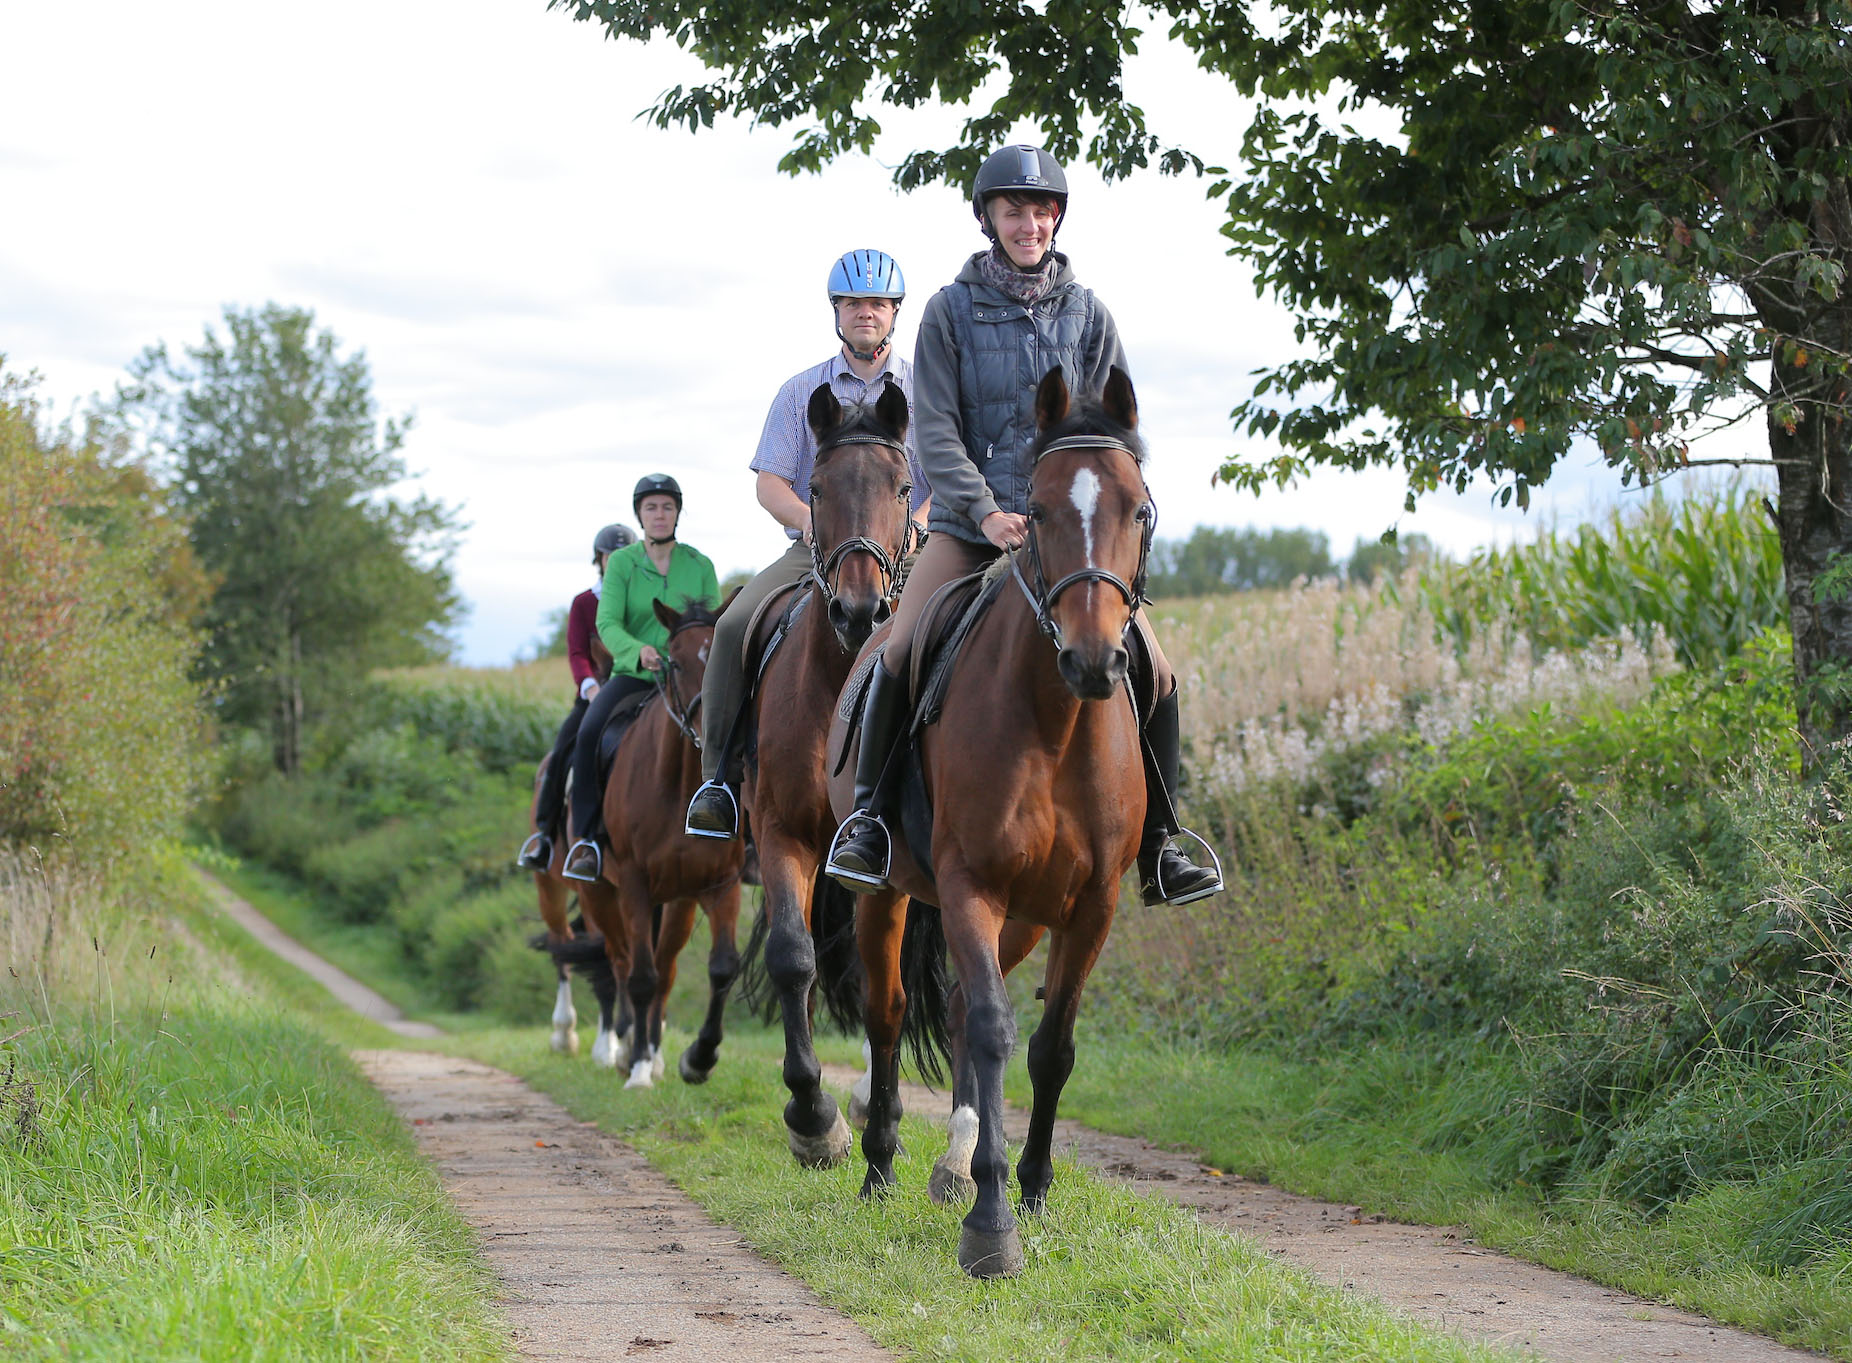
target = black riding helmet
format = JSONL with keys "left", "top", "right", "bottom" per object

{"left": 972, "top": 145, "right": 1069, "bottom": 239}
{"left": 632, "top": 473, "right": 683, "bottom": 519}
{"left": 591, "top": 522, "right": 636, "bottom": 564}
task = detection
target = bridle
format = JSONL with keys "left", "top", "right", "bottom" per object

{"left": 653, "top": 616, "right": 709, "bottom": 749}
{"left": 809, "top": 429, "right": 918, "bottom": 610}
{"left": 1009, "top": 434, "right": 1155, "bottom": 649}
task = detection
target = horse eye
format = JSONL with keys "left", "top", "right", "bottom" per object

{"left": 899, "top": 482, "right": 912, "bottom": 500}
{"left": 1028, "top": 505, "right": 1046, "bottom": 523}
{"left": 1135, "top": 503, "right": 1153, "bottom": 523}
{"left": 808, "top": 486, "right": 823, "bottom": 501}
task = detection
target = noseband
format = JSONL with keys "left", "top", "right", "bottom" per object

{"left": 1009, "top": 434, "right": 1155, "bottom": 649}
{"left": 809, "top": 430, "right": 917, "bottom": 608}
{"left": 654, "top": 617, "right": 709, "bottom": 749}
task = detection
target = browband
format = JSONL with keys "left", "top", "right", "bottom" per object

{"left": 816, "top": 431, "right": 908, "bottom": 455}
{"left": 1037, "top": 434, "right": 1138, "bottom": 458}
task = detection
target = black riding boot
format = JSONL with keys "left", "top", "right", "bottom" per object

{"left": 1138, "top": 684, "right": 1223, "bottom": 907}
{"left": 826, "top": 662, "right": 908, "bottom": 893}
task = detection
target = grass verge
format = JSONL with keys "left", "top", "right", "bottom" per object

{"left": 1018, "top": 1031, "right": 1852, "bottom": 1358}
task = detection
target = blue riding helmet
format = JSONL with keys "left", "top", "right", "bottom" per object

{"left": 826, "top": 250, "right": 905, "bottom": 302}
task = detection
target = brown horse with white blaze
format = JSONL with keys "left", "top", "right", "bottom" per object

{"left": 749, "top": 381, "right": 949, "bottom": 1166}
{"left": 828, "top": 366, "right": 1154, "bottom": 1277}
{"left": 598, "top": 596, "right": 746, "bottom": 1088}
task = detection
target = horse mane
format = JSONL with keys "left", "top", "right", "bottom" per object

{"left": 667, "top": 597, "right": 721, "bottom": 631}
{"left": 1031, "top": 392, "right": 1148, "bottom": 466}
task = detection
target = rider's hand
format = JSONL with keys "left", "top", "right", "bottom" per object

{"left": 638, "top": 645, "right": 663, "bottom": 672}
{"left": 798, "top": 508, "right": 814, "bottom": 546}
{"left": 981, "top": 510, "right": 1029, "bottom": 552}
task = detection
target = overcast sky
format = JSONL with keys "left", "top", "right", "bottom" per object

{"left": 6, "top": 0, "right": 1656, "bottom": 664}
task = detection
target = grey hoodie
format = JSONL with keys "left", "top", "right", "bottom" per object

{"left": 913, "top": 250, "right": 1128, "bottom": 545}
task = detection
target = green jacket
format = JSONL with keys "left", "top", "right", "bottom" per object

{"left": 596, "top": 541, "right": 720, "bottom": 681}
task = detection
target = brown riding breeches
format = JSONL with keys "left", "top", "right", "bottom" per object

{"left": 880, "top": 533, "right": 1173, "bottom": 695}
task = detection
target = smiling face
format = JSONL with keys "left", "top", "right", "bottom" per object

{"left": 986, "top": 194, "right": 1062, "bottom": 269}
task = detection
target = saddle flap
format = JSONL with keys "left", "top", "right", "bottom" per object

{"left": 595, "top": 687, "right": 655, "bottom": 782}
{"left": 912, "top": 569, "right": 1009, "bottom": 734}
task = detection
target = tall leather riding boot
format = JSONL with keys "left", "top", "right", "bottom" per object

{"left": 825, "top": 662, "right": 909, "bottom": 892}
{"left": 1138, "top": 685, "right": 1223, "bottom": 907}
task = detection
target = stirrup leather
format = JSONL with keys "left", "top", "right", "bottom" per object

{"left": 684, "top": 779, "right": 739, "bottom": 840}
{"left": 825, "top": 811, "right": 892, "bottom": 891}
{"left": 1153, "top": 828, "right": 1223, "bottom": 906}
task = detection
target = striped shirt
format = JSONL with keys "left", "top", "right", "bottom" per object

{"left": 750, "top": 350, "right": 929, "bottom": 540}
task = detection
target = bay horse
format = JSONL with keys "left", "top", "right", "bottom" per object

{"left": 598, "top": 596, "right": 746, "bottom": 1088}
{"left": 827, "top": 366, "right": 1154, "bottom": 1277}
{"left": 525, "top": 754, "right": 634, "bottom": 1065}
{"left": 748, "top": 381, "right": 948, "bottom": 1166}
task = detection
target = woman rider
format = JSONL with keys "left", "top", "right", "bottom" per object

{"left": 514, "top": 521, "right": 636, "bottom": 871}
{"left": 562, "top": 473, "right": 720, "bottom": 883}
{"left": 825, "top": 145, "right": 1223, "bottom": 907}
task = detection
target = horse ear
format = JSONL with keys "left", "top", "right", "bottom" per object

{"left": 807, "top": 384, "right": 843, "bottom": 442}
{"left": 652, "top": 598, "right": 680, "bottom": 633}
{"left": 1034, "top": 366, "right": 1070, "bottom": 430}
{"left": 1101, "top": 366, "right": 1138, "bottom": 430}
{"left": 721, "top": 584, "right": 744, "bottom": 613}
{"left": 874, "top": 378, "right": 909, "bottom": 438}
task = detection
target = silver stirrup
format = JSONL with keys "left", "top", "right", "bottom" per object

{"left": 515, "top": 832, "right": 548, "bottom": 869}
{"left": 1157, "top": 828, "right": 1224, "bottom": 906}
{"left": 683, "top": 780, "right": 739, "bottom": 840}
{"left": 561, "top": 839, "right": 602, "bottom": 883}
{"left": 824, "top": 812, "right": 892, "bottom": 892}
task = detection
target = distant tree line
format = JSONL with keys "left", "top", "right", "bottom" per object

{"left": 1144, "top": 525, "right": 1439, "bottom": 598}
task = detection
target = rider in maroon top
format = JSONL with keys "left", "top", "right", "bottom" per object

{"left": 515, "top": 523, "right": 635, "bottom": 871}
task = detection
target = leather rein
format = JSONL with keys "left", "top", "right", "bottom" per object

{"left": 809, "top": 429, "right": 918, "bottom": 609}
{"left": 653, "top": 616, "right": 709, "bottom": 750}
{"left": 1009, "top": 434, "right": 1156, "bottom": 649}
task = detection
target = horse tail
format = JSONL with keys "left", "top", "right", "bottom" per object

{"left": 810, "top": 868, "right": 867, "bottom": 1035}
{"left": 529, "top": 931, "right": 609, "bottom": 966}
{"left": 897, "top": 898, "right": 952, "bottom": 1086}
{"left": 736, "top": 901, "right": 775, "bottom": 1020}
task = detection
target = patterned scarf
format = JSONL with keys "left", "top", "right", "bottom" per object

{"left": 977, "top": 244, "right": 1060, "bottom": 304}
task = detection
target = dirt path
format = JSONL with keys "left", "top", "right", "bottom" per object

{"left": 820, "top": 1064, "right": 1828, "bottom": 1363}
{"left": 201, "top": 873, "right": 886, "bottom": 1362}
{"left": 359, "top": 1050, "right": 886, "bottom": 1363}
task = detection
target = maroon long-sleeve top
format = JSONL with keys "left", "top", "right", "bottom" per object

{"left": 567, "top": 588, "right": 615, "bottom": 691}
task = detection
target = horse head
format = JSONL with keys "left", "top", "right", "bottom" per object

{"left": 1024, "top": 366, "right": 1154, "bottom": 701}
{"left": 651, "top": 595, "right": 726, "bottom": 726}
{"left": 806, "top": 380, "right": 914, "bottom": 650}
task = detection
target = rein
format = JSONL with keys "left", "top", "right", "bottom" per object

{"left": 1010, "top": 434, "right": 1155, "bottom": 649}
{"left": 654, "top": 617, "right": 710, "bottom": 750}
{"left": 809, "top": 430, "right": 917, "bottom": 609}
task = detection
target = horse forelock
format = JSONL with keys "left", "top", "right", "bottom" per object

{"left": 816, "top": 402, "right": 907, "bottom": 459}
{"left": 1032, "top": 396, "right": 1146, "bottom": 466}
{"left": 667, "top": 598, "right": 721, "bottom": 634}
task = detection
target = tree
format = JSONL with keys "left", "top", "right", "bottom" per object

{"left": 1147, "top": 524, "right": 1335, "bottom": 596}
{"left": 552, "top": 1, "right": 1852, "bottom": 757}
{"left": 119, "top": 305, "right": 461, "bottom": 774}
{"left": 1348, "top": 532, "right": 1439, "bottom": 587}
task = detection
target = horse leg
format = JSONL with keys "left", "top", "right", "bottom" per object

{"left": 643, "top": 898, "right": 696, "bottom": 1084}
{"left": 1017, "top": 920, "right": 1107, "bottom": 1215}
{"left": 855, "top": 887, "right": 909, "bottom": 1198}
{"left": 941, "top": 890, "right": 1022, "bottom": 1278}
{"left": 929, "top": 917, "right": 1044, "bottom": 1204}
{"left": 762, "top": 835, "right": 850, "bottom": 1167}
{"left": 537, "top": 872, "right": 578, "bottom": 1055}
{"left": 614, "top": 866, "right": 660, "bottom": 1089}
{"left": 679, "top": 880, "right": 742, "bottom": 1084}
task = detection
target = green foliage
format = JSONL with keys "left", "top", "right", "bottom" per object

{"left": 528, "top": 604, "right": 570, "bottom": 660}
{"left": 0, "top": 364, "right": 210, "bottom": 854}
{"left": 1405, "top": 486, "right": 1785, "bottom": 669}
{"left": 117, "top": 304, "right": 462, "bottom": 773}
{"left": 1146, "top": 524, "right": 1336, "bottom": 597}
{"left": 363, "top": 677, "right": 559, "bottom": 776}
{"left": 1346, "top": 530, "right": 1438, "bottom": 586}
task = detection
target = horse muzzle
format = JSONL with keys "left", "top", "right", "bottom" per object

{"left": 828, "top": 594, "right": 888, "bottom": 651}
{"left": 1056, "top": 642, "right": 1128, "bottom": 700}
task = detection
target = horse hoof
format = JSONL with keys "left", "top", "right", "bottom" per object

{"left": 928, "top": 1162, "right": 978, "bottom": 1207}
{"left": 590, "top": 1033, "right": 618, "bottom": 1069}
{"left": 859, "top": 1166, "right": 898, "bottom": 1200}
{"left": 551, "top": 1026, "right": 578, "bottom": 1056}
{"left": 787, "top": 1108, "right": 852, "bottom": 1169}
{"left": 651, "top": 1050, "right": 666, "bottom": 1081}
{"left": 624, "top": 1057, "right": 655, "bottom": 1089}
{"left": 613, "top": 1040, "right": 632, "bottom": 1072}
{"left": 957, "top": 1225, "right": 1025, "bottom": 1279}
{"left": 678, "top": 1048, "right": 715, "bottom": 1085}
{"left": 847, "top": 1090, "right": 870, "bottom": 1130}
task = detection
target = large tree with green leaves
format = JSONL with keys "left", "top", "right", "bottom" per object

{"left": 120, "top": 305, "right": 460, "bottom": 773}
{"left": 555, "top": 0, "right": 1852, "bottom": 757}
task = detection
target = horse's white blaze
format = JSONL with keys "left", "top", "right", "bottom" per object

{"left": 697, "top": 640, "right": 710, "bottom": 664}
{"left": 1070, "top": 467, "right": 1101, "bottom": 565}
{"left": 945, "top": 1105, "right": 979, "bottom": 1177}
